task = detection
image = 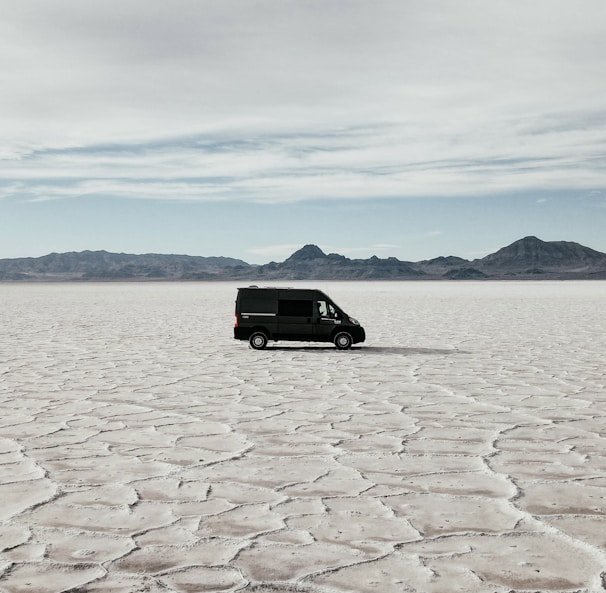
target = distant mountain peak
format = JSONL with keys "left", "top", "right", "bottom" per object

{"left": 285, "top": 244, "right": 327, "bottom": 261}
{"left": 478, "top": 235, "right": 606, "bottom": 270}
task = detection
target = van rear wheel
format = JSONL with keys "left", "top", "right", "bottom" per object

{"left": 334, "top": 332, "right": 353, "bottom": 350}
{"left": 249, "top": 332, "right": 268, "bottom": 350}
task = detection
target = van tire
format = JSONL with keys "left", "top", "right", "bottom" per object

{"left": 334, "top": 332, "right": 353, "bottom": 350}
{"left": 249, "top": 332, "right": 268, "bottom": 350}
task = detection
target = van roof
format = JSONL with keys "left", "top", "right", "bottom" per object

{"left": 239, "top": 285, "right": 295, "bottom": 290}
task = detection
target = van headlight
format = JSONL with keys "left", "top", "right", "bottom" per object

{"left": 348, "top": 317, "right": 360, "bottom": 326}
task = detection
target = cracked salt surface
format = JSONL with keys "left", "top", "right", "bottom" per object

{"left": 1, "top": 280, "right": 605, "bottom": 592}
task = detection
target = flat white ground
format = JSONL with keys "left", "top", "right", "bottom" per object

{"left": 0, "top": 281, "right": 605, "bottom": 593}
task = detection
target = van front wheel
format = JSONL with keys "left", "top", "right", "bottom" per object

{"left": 334, "top": 332, "right": 353, "bottom": 350}
{"left": 249, "top": 332, "right": 268, "bottom": 350}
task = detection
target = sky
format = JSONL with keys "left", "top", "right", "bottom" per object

{"left": 1, "top": 0, "right": 605, "bottom": 264}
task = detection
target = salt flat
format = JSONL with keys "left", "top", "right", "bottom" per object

{"left": 1, "top": 281, "right": 605, "bottom": 593}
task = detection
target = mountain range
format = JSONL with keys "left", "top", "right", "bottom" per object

{"left": 1, "top": 236, "right": 606, "bottom": 281}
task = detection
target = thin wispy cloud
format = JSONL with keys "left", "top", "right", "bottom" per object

{"left": 2, "top": 119, "right": 605, "bottom": 204}
{"left": 246, "top": 244, "right": 306, "bottom": 261}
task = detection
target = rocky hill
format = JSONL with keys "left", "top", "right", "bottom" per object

{"left": 244, "top": 245, "right": 424, "bottom": 280}
{"left": 0, "top": 251, "right": 250, "bottom": 281}
{"left": 472, "top": 236, "right": 606, "bottom": 278}
{"left": 1, "top": 237, "right": 605, "bottom": 281}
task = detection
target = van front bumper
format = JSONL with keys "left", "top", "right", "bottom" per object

{"left": 352, "top": 327, "right": 366, "bottom": 344}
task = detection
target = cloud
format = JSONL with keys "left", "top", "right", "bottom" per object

{"left": 245, "top": 244, "right": 305, "bottom": 261}
{"left": 3, "top": 116, "right": 605, "bottom": 205}
{"left": 2, "top": 1, "right": 606, "bottom": 204}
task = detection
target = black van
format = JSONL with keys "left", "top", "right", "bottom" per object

{"left": 234, "top": 286, "right": 365, "bottom": 349}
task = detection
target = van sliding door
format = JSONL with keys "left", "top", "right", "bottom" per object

{"left": 276, "top": 298, "right": 314, "bottom": 340}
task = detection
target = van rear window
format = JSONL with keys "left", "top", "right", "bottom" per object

{"left": 278, "top": 299, "right": 313, "bottom": 317}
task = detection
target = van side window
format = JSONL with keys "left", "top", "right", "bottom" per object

{"left": 317, "top": 300, "right": 329, "bottom": 317}
{"left": 240, "top": 297, "right": 275, "bottom": 314}
{"left": 317, "top": 300, "right": 341, "bottom": 319}
{"left": 278, "top": 299, "right": 313, "bottom": 317}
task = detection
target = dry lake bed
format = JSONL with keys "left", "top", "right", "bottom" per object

{"left": 1, "top": 281, "right": 605, "bottom": 593}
